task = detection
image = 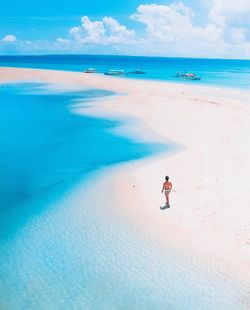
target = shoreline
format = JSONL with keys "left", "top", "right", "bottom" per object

{"left": 1, "top": 65, "right": 250, "bottom": 97}
{"left": 100, "top": 85, "right": 250, "bottom": 287}
{"left": 1, "top": 67, "right": 250, "bottom": 291}
{"left": 1, "top": 63, "right": 250, "bottom": 93}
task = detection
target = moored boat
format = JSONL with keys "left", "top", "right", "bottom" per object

{"left": 104, "top": 69, "right": 125, "bottom": 76}
{"left": 127, "top": 69, "right": 146, "bottom": 74}
{"left": 84, "top": 68, "right": 97, "bottom": 73}
{"left": 176, "top": 72, "right": 201, "bottom": 80}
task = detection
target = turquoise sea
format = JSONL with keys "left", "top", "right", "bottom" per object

{"left": 0, "top": 56, "right": 249, "bottom": 309}
{"left": 0, "top": 54, "right": 250, "bottom": 89}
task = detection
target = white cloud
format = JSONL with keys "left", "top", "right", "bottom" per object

{"left": 67, "top": 16, "right": 135, "bottom": 45}
{"left": 2, "top": 35, "right": 17, "bottom": 42}
{"left": 206, "top": 0, "right": 250, "bottom": 43}
{"left": 1, "top": 2, "right": 249, "bottom": 59}
{"left": 129, "top": 2, "right": 250, "bottom": 58}
{"left": 207, "top": 0, "right": 250, "bottom": 26}
{"left": 131, "top": 3, "right": 221, "bottom": 44}
{"left": 56, "top": 38, "right": 71, "bottom": 45}
{"left": 47, "top": 2, "right": 250, "bottom": 58}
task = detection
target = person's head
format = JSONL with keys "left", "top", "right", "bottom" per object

{"left": 165, "top": 176, "right": 169, "bottom": 181}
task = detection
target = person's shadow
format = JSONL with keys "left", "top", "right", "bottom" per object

{"left": 160, "top": 204, "right": 170, "bottom": 210}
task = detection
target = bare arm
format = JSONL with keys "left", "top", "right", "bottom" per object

{"left": 161, "top": 184, "right": 164, "bottom": 193}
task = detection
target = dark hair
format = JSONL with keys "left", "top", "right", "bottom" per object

{"left": 165, "top": 176, "right": 169, "bottom": 181}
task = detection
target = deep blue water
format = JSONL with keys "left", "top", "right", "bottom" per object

{"left": 0, "top": 54, "right": 250, "bottom": 89}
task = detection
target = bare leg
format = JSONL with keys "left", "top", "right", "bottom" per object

{"left": 164, "top": 192, "right": 170, "bottom": 206}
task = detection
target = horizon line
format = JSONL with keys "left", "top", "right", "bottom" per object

{"left": 0, "top": 53, "right": 249, "bottom": 62}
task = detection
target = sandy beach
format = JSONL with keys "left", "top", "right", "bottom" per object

{"left": 1, "top": 66, "right": 250, "bottom": 294}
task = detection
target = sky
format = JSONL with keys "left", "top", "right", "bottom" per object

{"left": 0, "top": 0, "right": 250, "bottom": 58}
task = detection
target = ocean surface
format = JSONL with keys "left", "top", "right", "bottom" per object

{"left": 0, "top": 82, "right": 161, "bottom": 219}
{"left": 0, "top": 54, "right": 250, "bottom": 89}
{"left": 0, "top": 61, "right": 249, "bottom": 309}
{"left": 0, "top": 82, "right": 164, "bottom": 308}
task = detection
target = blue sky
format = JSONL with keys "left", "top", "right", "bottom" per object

{"left": 0, "top": 0, "right": 249, "bottom": 58}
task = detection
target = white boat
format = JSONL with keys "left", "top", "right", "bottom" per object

{"left": 104, "top": 69, "right": 125, "bottom": 76}
{"left": 127, "top": 69, "right": 146, "bottom": 75}
{"left": 176, "top": 72, "right": 201, "bottom": 80}
{"left": 84, "top": 68, "right": 97, "bottom": 73}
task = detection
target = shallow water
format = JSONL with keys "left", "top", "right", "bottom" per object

{"left": 0, "top": 83, "right": 160, "bottom": 214}
{"left": 1, "top": 172, "right": 248, "bottom": 310}
{"left": 0, "top": 83, "right": 248, "bottom": 309}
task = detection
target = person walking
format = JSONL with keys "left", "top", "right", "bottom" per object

{"left": 161, "top": 176, "right": 172, "bottom": 209}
